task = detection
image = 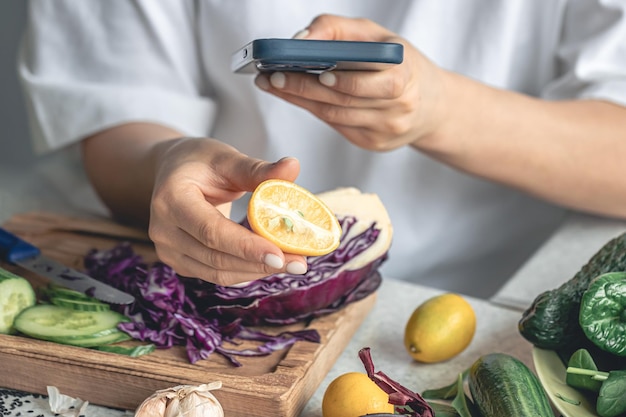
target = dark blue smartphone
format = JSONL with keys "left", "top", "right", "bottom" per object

{"left": 231, "top": 38, "right": 403, "bottom": 74}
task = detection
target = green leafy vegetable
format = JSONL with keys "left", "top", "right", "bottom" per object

{"left": 597, "top": 370, "right": 626, "bottom": 417}
{"left": 566, "top": 348, "right": 603, "bottom": 392}
{"left": 421, "top": 369, "right": 468, "bottom": 400}
{"left": 566, "top": 366, "right": 626, "bottom": 417}
{"left": 428, "top": 402, "right": 461, "bottom": 417}
{"left": 451, "top": 373, "right": 479, "bottom": 417}
{"left": 579, "top": 272, "right": 626, "bottom": 356}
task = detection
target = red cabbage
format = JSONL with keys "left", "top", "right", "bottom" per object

{"left": 359, "top": 347, "right": 434, "bottom": 417}
{"left": 187, "top": 216, "right": 386, "bottom": 325}
{"left": 83, "top": 215, "right": 387, "bottom": 365}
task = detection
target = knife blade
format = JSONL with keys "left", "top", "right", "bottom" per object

{"left": 0, "top": 227, "right": 135, "bottom": 305}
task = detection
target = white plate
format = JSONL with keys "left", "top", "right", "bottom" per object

{"left": 532, "top": 347, "right": 597, "bottom": 417}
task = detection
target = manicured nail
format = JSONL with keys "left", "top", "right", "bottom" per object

{"left": 275, "top": 156, "right": 299, "bottom": 165}
{"left": 286, "top": 261, "right": 307, "bottom": 275}
{"left": 264, "top": 253, "right": 284, "bottom": 269}
{"left": 255, "top": 75, "right": 270, "bottom": 90}
{"left": 270, "top": 72, "right": 286, "bottom": 89}
{"left": 319, "top": 72, "right": 337, "bottom": 87}
{"left": 293, "top": 29, "right": 310, "bottom": 39}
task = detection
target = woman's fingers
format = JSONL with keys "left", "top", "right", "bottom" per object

{"left": 148, "top": 138, "right": 307, "bottom": 286}
{"left": 302, "top": 14, "right": 396, "bottom": 42}
{"left": 256, "top": 66, "right": 407, "bottom": 103}
{"left": 255, "top": 70, "right": 419, "bottom": 150}
{"left": 150, "top": 205, "right": 308, "bottom": 286}
{"left": 254, "top": 15, "right": 447, "bottom": 152}
{"left": 151, "top": 221, "right": 307, "bottom": 286}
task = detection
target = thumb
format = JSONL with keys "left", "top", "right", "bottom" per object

{"left": 297, "top": 14, "right": 395, "bottom": 42}
{"left": 228, "top": 155, "right": 301, "bottom": 192}
{"left": 262, "top": 156, "right": 301, "bottom": 183}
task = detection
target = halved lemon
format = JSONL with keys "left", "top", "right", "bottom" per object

{"left": 247, "top": 179, "right": 342, "bottom": 256}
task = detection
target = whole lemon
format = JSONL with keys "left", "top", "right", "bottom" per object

{"left": 322, "top": 372, "right": 394, "bottom": 417}
{"left": 404, "top": 293, "right": 476, "bottom": 363}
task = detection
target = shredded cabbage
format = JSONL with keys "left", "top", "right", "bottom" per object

{"left": 83, "top": 216, "right": 387, "bottom": 365}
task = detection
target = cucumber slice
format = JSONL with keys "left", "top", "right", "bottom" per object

{"left": 41, "top": 283, "right": 111, "bottom": 311}
{"left": 48, "top": 329, "right": 132, "bottom": 347}
{"left": 14, "top": 304, "right": 128, "bottom": 341}
{"left": 50, "top": 296, "right": 111, "bottom": 312}
{"left": 0, "top": 267, "right": 36, "bottom": 334}
{"left": 95, "top": 343, "right": 155, "bottom": 357}
{"left": 40, "top": 326, "right": 124, "bottom": 341}
{"left": 42, "top": 283, "right": 99, "bottom": 301}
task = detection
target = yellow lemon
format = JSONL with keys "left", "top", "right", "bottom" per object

{"left": 322, "top": 372, "right": 394, "bottom": 417}
{"left": 247, "top": 179, "right": 342, "bottom": 256}
{"left": 404, "top": 293, "right": 476, "bottom": 363}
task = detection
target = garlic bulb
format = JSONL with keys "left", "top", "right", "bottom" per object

{"left": 134, "top": 381, "right": 224, "bottom": 417}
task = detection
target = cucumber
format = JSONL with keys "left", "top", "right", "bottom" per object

{"left": 50, "top": 296, "right": 111, "bottom": 312}
{"left": 41, "top": 283, "right": 111, "bottom": 311}
{"left": 14, "top": 304, "right": 128, "bottom": 343}
{"left": 41, "top": 283, "right": 100, "bottom": 301}
{"left": 0, "top": 267, "right": 36, "bottom": 334}
{"left": 47, "top": 329, "right": 132, "bottom": 347}
{"left": 468, "top": 353, "right": 554, "bottom": 417}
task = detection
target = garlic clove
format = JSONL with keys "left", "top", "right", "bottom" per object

{"left": 134, "top": 392, "right": 167, "bottom": 416}
{"left": 135, "top": 381, "right": 224, "bottom": 417}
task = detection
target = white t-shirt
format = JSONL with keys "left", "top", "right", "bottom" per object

{"left": 19, "top": 0, "right": 626, "bottom": 298}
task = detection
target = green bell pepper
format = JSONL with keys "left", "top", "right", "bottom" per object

{"left": 579, "top": 272, "right": 626, "bottom": 356}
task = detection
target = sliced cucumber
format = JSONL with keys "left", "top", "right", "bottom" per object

{"left": 40, "top": 326, "right": 125, "bottom": 341}
{"left": 40, "top": 283, "right": 111, "bottom": 311}
{"left": 48, "top": 329, "right": 132, "bottom": 347}
{"left": 14, "top": 304, "right": 128, "bottom": 341}
{"left": 0, "top": 267, "right": 36, "bottom": 334}
{"left": 41, "top": 283, "right": 98, "bottom": 301}
{"left": 95, "top": 343, "right": 155, "bottom": 357}
{"left": 50, "top": 296, "right": 111, "bottom": 312}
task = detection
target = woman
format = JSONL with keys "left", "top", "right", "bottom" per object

{"left": 19, "top": 1, "right": 626, "bottom": 298}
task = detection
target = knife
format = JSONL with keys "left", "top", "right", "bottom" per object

{"left": 0, "top": 227, "right": 135, "bottom": 305}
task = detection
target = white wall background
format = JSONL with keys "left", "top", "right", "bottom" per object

{"left": 0, "top": 1, "right": 36, "bottom": 167}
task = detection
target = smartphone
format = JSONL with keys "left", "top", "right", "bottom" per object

{"left": 231, "top": 38, "right": 403, "bottom": 74}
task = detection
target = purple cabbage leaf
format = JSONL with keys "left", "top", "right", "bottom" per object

{"left": 83, "top": 216, "right": 388, "bottom": 365}
{"left": 359, "top": 347, "right": 435, "bottom": 417}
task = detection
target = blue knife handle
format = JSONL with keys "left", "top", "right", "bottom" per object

{"left": 0, "top": 227, "right": 41, "bottom": 263}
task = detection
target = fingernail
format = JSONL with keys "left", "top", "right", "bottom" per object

{"left": 270, "top": 72, "right": 286, "bottom": 89}
{"left": 293, "top": 29, "right": 310, "bottom": 39}
{"left": 275, "top": 156, "right": 298, "bottom": 164}
{"left": 286, "top": 261, "right": 307, "bottom": 275}
{"left": 255, "top": 75, "right": 270, "bottom": 90}
{"left": 264, "top": 253, "right": 284, "bottom": 269}
{"left": 319, "top": 71, "right": 336, "bottom": 87}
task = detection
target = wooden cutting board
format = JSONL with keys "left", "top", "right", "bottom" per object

{"left": 0, "top": 212, "right": 377, "bottom": 416}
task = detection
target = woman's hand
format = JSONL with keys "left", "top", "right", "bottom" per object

{"left": 148, "top": 138, "right": 308, "bottom": 286}
{"left": 254, "top": 14, "right": 448, "bottom": 152}
{"left": 254, "top": 15, "right": 626, "bottom": 219}
{"left": 82, "top": 124, "right": 308, "bottom": 287}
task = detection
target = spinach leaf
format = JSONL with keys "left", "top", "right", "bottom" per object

{"left": 566, "top": 348, "right": 602, "bottom": 392}
{"left": 451, "top": 373, "right": 480, "bottom": 417}
{"left": 597, "top": 370, "right": 626, "bottom": 417}
{"left": 428, "top": 402, "right": 461, "bottom": 417}
{"left": 421, "top": 369, "right": 468, "bottom": 400}
{"left": 579, "top": 272, "right": 626, "bottom": 356}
